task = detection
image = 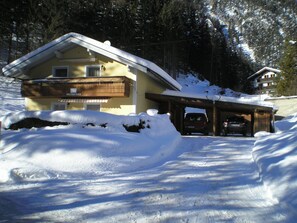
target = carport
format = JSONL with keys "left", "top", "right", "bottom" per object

{"left": 146, "top": 92, "right": 276, "bottom": 136}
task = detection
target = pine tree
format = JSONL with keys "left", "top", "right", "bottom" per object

{"left": 276, "top": 39, "right": 297, "bottom": 96}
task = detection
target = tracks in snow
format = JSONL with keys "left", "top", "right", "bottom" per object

{"left": 0, "top": 136, "right": 295, "bottom": 222}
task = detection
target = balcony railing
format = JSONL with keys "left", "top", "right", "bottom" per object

{"left": 22, "top": 76, "right": 131, "bottom": 98}
{"left": 257, "top": 77, "right": 276, "bottom": 83}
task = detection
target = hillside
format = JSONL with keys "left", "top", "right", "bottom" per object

{"left": 1, "top": 0, "right": 296, "bottom": 92}
{"left": 207, "top": 0, "right": 297, "bottom": 68}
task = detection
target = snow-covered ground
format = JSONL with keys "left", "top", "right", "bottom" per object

{"left": 0, "top": 74, "right": 296, "bottom": 222}
{"left": 253, "top": 113, "right": 297, "bottom": 212}
{"left": 0, "top": 110, "right": 181, "bottom": 177}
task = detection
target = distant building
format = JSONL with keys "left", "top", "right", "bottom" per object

{"left": 248, "top": 67, "right": 280, "bottom": 95}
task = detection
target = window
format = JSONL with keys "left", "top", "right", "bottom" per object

{"left": 85, "top": 104, "right": 100, "bottom": 111}
{"left": 52, "top": 103, "right": 67, "bottom": 110}
{"left": 86, "top": 65, "right": 101, "bottom": 77}
{"left": 53, "top": 66, "right": 68, "bottom": 78}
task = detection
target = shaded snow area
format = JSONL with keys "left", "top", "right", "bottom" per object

{"left": 0, "top": 76, "right": 24, "bottom": 116}
{"left": 0, "top": 131, "right": 296, "bottom": 222}
{"left": 253, "top": 113, "right": 297, "bottom": 213}
{"left": 0, "top": 74, "right": 296, "bottom": 222}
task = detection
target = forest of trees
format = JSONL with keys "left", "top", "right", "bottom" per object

{"left": 0, "top": 0, "right": 296, "bottom": 93}
{"left": 277, "top": 39, "right": 297, "bottom": 96}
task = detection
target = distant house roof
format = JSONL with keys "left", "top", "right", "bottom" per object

{"left": 2, "top": 32, "right": 181, "bottom": 91}
{"left": 248, "top": 67, "right": 281, "bottom": 80}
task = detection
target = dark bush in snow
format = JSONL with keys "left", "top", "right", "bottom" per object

{"left": 123, "top": 119, "right": 150, "bottom": 133}
{"left": 8, "top": 118, "right": 69, "bottom": 130}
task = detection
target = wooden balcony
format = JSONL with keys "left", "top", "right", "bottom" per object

{"left": 22, "top": 76, "right": 131, "bottom": 98}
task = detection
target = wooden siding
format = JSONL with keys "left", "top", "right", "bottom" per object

{"left": 22, "top": 76, "right": 131, "bottom": 98}
{"left": 254, "top": 111, "right": 271, "bottom": 133}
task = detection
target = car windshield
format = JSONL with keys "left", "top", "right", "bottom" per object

{"left": 185, "top": 114, "right": 206, "bottom": 122}
{"left": 227, "top": 117, "right": 244, "bottom": 122}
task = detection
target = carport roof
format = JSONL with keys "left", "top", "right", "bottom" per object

{"left": 146, "top": 91, "right": 276, "bottom": 113}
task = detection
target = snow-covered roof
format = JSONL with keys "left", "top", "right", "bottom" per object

{"left": 2, "top": 32, "right": 181, "bottom": 91}
{"left": 162, "top": 89, "right": 276, "bottom": 110}
{"left": 248, "top": 67, "right": 281, "bottom": 80}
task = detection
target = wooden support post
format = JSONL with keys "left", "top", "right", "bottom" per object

{"left": 271, "top": 112, "right": 275, "bottom": 133}
{"left": 180, "top": 106, "right": 185, "bottom": 134}
{"left": 217, "top": 109, "right": 221, "bottom": 136}
{"left": 213, "top": 103, "right": 218, "bottom": 136}
{"left": 251, "top": 112, "right": 255, "bottom": 137}
{"left": 168, "top": 101, "right": 173, "bottom": 123}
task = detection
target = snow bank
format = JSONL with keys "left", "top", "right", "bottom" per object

{"left": 252, "top": 113, "right": 297, "bottom": 209}
{"left": 0, "top": 110, "right": 181, "bottom": 182}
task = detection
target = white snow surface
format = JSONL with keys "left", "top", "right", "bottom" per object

{"left": 253, "top": 113, "right": 297, "bottom": 211}
{"left": 171, "top": 74, "right": 275, "bottom": 109}
{"left": 0, "top": 110, "right": 181, "bottom": 175}
{"left": 0, "top": 74, "right": 297, "bottom": 222}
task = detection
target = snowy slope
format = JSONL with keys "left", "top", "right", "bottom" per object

{"left": 206, "top": 0, "right": 297, "bottom": 67}
{"left": 177, "top": 74, "right": 242, "bottom": 97}
{"left": 175, "top": 74, "right": 275, "bottom": 109}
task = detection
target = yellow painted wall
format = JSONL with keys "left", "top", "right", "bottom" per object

{"left": 101, "top": 98, "right": 135, "bottom": 115}
{"left": 25, "top": 98, "right": 84, "bottom": 110}
{"left": 26, "top": 97, "right": 135, "bottom": 115}
{"left": 28, "top": 45, "right": 135, "bottom": 80}
{"left": 136, "top": 71, "right": 165, "bottom": 113}
{"left": 25, "top": 98, "right": 52, "bottom": 110}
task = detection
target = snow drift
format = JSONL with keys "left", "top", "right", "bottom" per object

{"left": 252, "top": 113, "right": 297, "bottom": 209}
{"left": 0, "top": 110, "right": 181, "bottom": 182}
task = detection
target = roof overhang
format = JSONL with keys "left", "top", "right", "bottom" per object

{"left": 2, "top": 33, "right": 182, "bottom": 91}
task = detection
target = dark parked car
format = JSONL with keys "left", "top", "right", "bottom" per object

{"left": 222, "top": 116, "right": 247, "bottom": 136}
{"left": 184, "top": 113, "right": 209, "bottom": 135}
